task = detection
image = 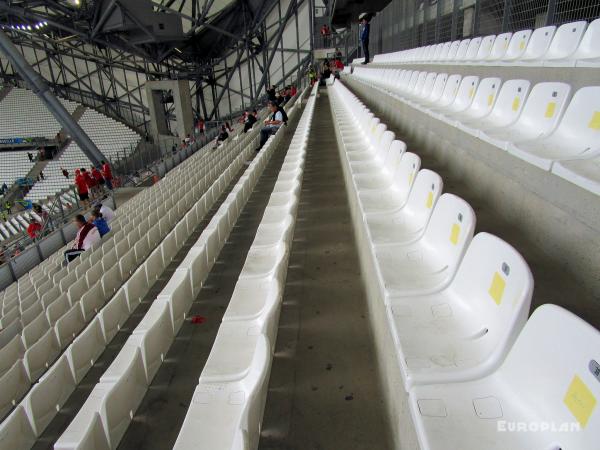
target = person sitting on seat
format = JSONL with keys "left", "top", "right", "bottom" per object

{"left": 90, "top": 210, "right": 110, "bottom": 237}
{"left": 94, "top": 202, "right": 115, "bottom": 223}
{"left": 243, "top": 109, "right": 258, "bottom": 133}
{"left": 64, "top": 214, "right": 100, "bottom": 263}
{"left": 214, "top": 125, "right": 229, "bottom": 148}
{"left": 257, "top": 101, "right": 284, "bottom": 152}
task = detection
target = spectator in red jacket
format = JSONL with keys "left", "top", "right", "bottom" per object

{"left": 81, "top": 168, "right": 96, "bottom": 198}
{"left": 74, "top": 169, "right": 90, "bottom": 208}
{"left": 101, "top": 160, "right": 113, "bottom": 190}
{"left": 91, "top": 166, "right": 105, "bottom": 193}
{"left": 27, "top": 219, "right": 42, "bottom": 240}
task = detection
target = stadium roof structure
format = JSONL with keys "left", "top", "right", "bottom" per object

{"left": 0, "top": 0, "right": 312, "bottom": 128}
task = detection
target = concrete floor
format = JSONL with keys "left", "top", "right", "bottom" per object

{"left": 259, "top": 90, "right": 393, "bottom": 450}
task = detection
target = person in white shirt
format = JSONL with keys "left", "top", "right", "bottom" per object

{"left": 95, "top": 203, "right": 115, "bottom": 223}
{"left": 257, "top": 101, "right": 284, "bottom": 151}
{"left": 64, "top": 214, "right": 101, "bottom": 263}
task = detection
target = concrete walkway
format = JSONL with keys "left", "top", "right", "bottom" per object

{"left": 259, "top": 89, "right": 393, "bottom": 450}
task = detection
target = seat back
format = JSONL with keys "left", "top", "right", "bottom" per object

{"left": 485, "top": 79, "right": 531, "bottom": 127}
{"left": 240, "top": 335, "right": 271, "bottom": 450}
{"left": 411, "top": 72, "right": 430, "bottom": 97}
{"left": 375, "top": 130, "right": 396, "bottom": 162}
{"left": 545, "top": 20, "right": 587, "bottom": 60}
{"left": 426, "top": 73, "right": 448, "bottom": 103}
{"left": 0, "top": 405, "right": 36, "bottom": 449}
{"left": 370, "top": 123, "right": 388, "bottom": 148}
{"left": 438, "top": 42, "right": 452, "bottom": 60}
{"left": 446, "top": 40, "right": 461, "bottom": 60}
{"left": 464, "top": 37, "right": 481, "bottom": 60}
{"left": 514, "top": 82, "right": 571, "bottom": 136}
{"left": 552, "top": 86, "right": 600, "bottom": 152}
{"left": 451, "top": 232, "right": 533, "bottom": 366}
{"left": 521, "top": 25, "right": 556, "bottom": 60}
{"left": 503, "top": 29, "right": 532, "bottom": 60}
{"left": 475, "top": 35, "right": 496, "bottom": 60}
{"left": 393, "top": 152, "right": 421, "bottom": 203}
{"left": 497, "top": 304, "right": 600, "bottom": 447}
{"left": 402, "top": 169, "right": 444, "bottom": 230}
{"left": 448, "top": 76, "right": 479, "bottom": 112}
{"left": 383, "top": 140, "right": 407, "bottom": 177}
{"left": 422, "top": 193, "right": 476, "bottom": 273}
{"left": 405, "top": 71, "right": 422, "bottom": 94}
{"left": 466, "top": 77, "right": 502, "bottom": 117}
{"left": 438, "top": 74, "right": 462, "bottom": 107}
{"left": 417, "top": 73, "right": 437, "bottom": 100}
{"left": 432, "top": 43, "right": 445, "bottom": 61}
{"left": 455, "top": 38, "right": 472, "bottom": 60}
{"left": 572, "top": 18, "right": 600, "bottom": 61}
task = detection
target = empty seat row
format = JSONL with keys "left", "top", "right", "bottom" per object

{"left": 53, "top": 93, "right": 306, "bottom": 450}
{"left": 349, "top": 66, "right": 600, "bottom": 195}
{"left": 173, "top": 84, "right": 317, "bottom": 450}
{"left": 368, "top": 19, "right": 600, "bottom": 67}
{"left": 328, "top": 80, "right": 599, "bottom": 449}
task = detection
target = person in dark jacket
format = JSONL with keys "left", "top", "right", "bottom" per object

{"left": 360, "top": 15, "right": 371, "bottom": 64}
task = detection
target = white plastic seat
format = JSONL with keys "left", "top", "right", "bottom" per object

{"left": 353, "top": 140, "right": 406, "bottom": 190}
{"left": 0, "top": 360, "right": 30, "bottom": 419}
{"left": 501, "top": 30, "right": 531, "bottom": 61}
{"left": 98, "top": 289, "right": 129, "bottom": 344}
{"left": 387, "top": 232, "right": 533, "bottom": 390}
{"left": 469, "top": 79, "right": 530, "bottom": 136}
{"left": 445, "top": 41, "right": 461, "bottom": 60}
{"left": 481, "top": 82, "right": 571, "bottom": 150}
{"left": 519, "top": 25, "right": 556, "bottom": 61}
{"left": 55, "top": 302, "right": 86, "bottom": 348}
{"left": 358, "top": 152, "right": 420, "bottom": 215}
{"left": 24, "top": 355, "right": 76, "bottom": 436}
{"left": 374, "top": 193, "right": 476, "bottom": 300}
{"left": 23, "top": 327, "right": 60, "bottom": 382}
{"left": 158, "top": 269, "right": 193, "bottom": 335}
{"left": 463, "top": 37, "right": 482, "bottom": 60}
{"left": 239, "top": 242, "right": 287, "bottom": 281}
{"left": 366, "top": 169, "right": 443, "bottom": 245}
{"left": 67, "top": 318, "right": 106, "bottom": 383}
{"left": 474, "top": 35, "right": 495, "bottom": 60}
{"left": 447, "top": 77, "right": 501, "bottom": 125}
{"left": 552, "top": 154, "right": 600, "bottom": 195}
{"left": 454, "top": 39, "right": 472, "bottom": 60}
{"left": 508, "top": 86, "right": 600, "bottom": 170}
{"left": 408, "top": 304, "right": 600, "bottom": 450}
{"left": 0, "top": 405, "right": 36, "bottom": 448}
{"left": 572, "top": 18, "right": 600, "bottom": 65}
{"left": 422, "top": 74, "right": 461, "bottom": 112}
{"left": 173, "top": 335, "right": 271, "bottom": 450}
{"left": 429, "top": 76, "right": 479, "bottom": 118}
{"left": 544, "top": 20, "right": 587, "bottom": 61}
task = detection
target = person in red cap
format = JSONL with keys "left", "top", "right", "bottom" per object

{"left": 74, "top": 169, "right": 90, "bottom": 208}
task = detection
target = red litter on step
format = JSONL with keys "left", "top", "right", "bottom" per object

{"left": 190, "top": 315, "right": 207, "bottom": 324}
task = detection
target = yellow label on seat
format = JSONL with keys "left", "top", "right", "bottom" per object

{"left": 519, "top": 40, "right": 526, "bottom": 50}
{"left": 588, "top": 111, "right": 600, "bottom": 130}
{"left": 545, "top": 102, "right": 556, "bottom": 118}
{"left": 426, "top": 192, "right": 433, "bottom": 209}
{"left": 487, "top": 94, "right": 494, "bottom": 106}
{"left": 564, "top": 375, "right": 597, "bottom": 428}
{"left": 488, "top": 272, "right": 506, "bottom": 305}
{"left": 408, "top": 172, "right": 414, "bottom": 185}
{"left": 468, "top": 87, "right": 474, "bottom": 98}
{"left": 449, "top": 224, "right": 460, "bottom": 245}
{"left": 512, "top": 97, "right": 520, "bottom": 112}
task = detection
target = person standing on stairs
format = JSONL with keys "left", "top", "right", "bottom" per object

{"left": 360, "top": 14, "right": 371, "bottom": 65}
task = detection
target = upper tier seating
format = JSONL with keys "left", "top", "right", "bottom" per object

{"left": 0, "top": 151, "right": 35, "bottom": 190}
{"left": 26, "top": 109, "right": 141, "bottom": 202}
{"left": 348, "top": 66, "right": 600, "bottom": 195}
{"left": 367, "top": 19, "right": 600, "bottom": 67}
{"left": 0, "top": 88, "right": 77, "bottom": 139}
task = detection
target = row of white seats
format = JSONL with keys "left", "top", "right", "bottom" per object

{"left": 0, "top": 151, "right": 35, "bottom": 192}
{"left": 174, "top": 85, "right": 317, "bottom": 450}
{"left": 349, "top": 66, "right": 600, "bottom": 195}
{"left": 368, "top": 19, "right": 600, "bottom": 67}
{"left": 53, "top": 95, "right": 304, "bottom": 450}
{"left": 328, "top": 81, "right": 599, "bottom": 449}
{"left": 0, "top": 116, "right": 268, "bottom": 441}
